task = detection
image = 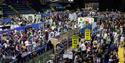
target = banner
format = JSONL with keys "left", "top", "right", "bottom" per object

{"left": 84, "top": 29, "right": 91, "bottom": 41}
{"left": 3, "top": 18, "right": 12, "bottom": 24}
{"left": 0, "top": 23, "right": 44, "bottom": 34}
{"left": 83, "top": 17, "right": 94, "bottom": 24}
{"left": 21, "top": 14, "right": 35, "bottom": 22}
{"left": 78, "top": 17, "right": 94, "bottom": 29}
{"left": 72, "top": 35, "right": 79, "bottom": 49}
{"left": 21, "top": 13, "right": 42, "bottom": 23}
{"left": 118, "top": 47, "right": 125, "bottom": 63}
{"left": 78, "top": 17, "right": 84, "bottom": 29}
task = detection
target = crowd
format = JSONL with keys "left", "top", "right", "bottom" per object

{"left": 0, "top": 8, "right": 125, "bottom": 63}
{"left": 0, "top": 9, "right": 76, "bottom": 63}
{"left": 62, "top": 9, "right": 125, "bottom": 63}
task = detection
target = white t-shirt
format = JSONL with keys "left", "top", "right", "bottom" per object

{"left": 113, "top": 32, "right": 117, "bottom": 37}
{"left": 51, "top": 26, "right": 56, "bottom": 30}
{"left": 120, "top": 36, "right": 124, "bottom": 42}
{"left": 97, "top": 33, "right": 100, "bottom": 38}
{"left": 3, "top": 43, "right": 8, "bottom": 48}
{"left": 59, "top": 22, "right": 61, "bottom": 26}
{"left": 100, "top": 25, "right": 103, "bottom": 30}
{"left": 25, "top": 41, "right": 30, "bottom": 46}
{"left": 74, "top": 24, "right": 77, "bottom": 28}
{"left": 47, "top": 60, "right": 53, "bottom": 63}
{"left": 32, "top": 42, "right": 37, "bottom": 48}
{"left": 69, "top": 13, "right": 74, "bottom": 21}
{"left": 0, "top": 26, "right": 2, "bottom": 31}
{"left": 55, "top": 31, "right": 60, "bottom": 37}
{"left": 48, "top": 18, "right": 53, "bottom": 25}
{"left": 79, "top": 43, "right": 86, "bottom": 51}
{"left": 120, "top": 26, "right": 123, "bottom": 34}
{"left": 73, "top": 12, "right": 77, "bottom": 21}
{"left": 49, "top": 32, "right": 54, "bottom": 40}
{"left": 103, "top": 33, "right": 107, "bottom": 39}
{"left": 57, "top": 27, "right": 61, "bottom": 32}
{"left": 63, "top": 51, "right": 73, "bottom": 59}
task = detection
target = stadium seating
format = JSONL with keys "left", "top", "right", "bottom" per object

{"left": 30, "top": 3, "right": 50, "bottom": 12}
{"left": 12, "top": 4, "right": 35, "bottom": 14}
{"left": 2, "top": 4, "right": 16, "bottom": 16}
{"left": 0, "top": 5, "right": 1, "bottom": 8}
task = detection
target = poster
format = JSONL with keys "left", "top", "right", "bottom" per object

{"left": 85, "top": 29, "right": 91, "bottom": 41}
{"left": 72, "top": 35, "right": 79, "bottom": 49}
{"left": 83, "top": 17, "right": 94, "bottom": 24}
{"left": 118, "top": 47, "right": 125, "bottom": 63}
{"left": 78, "top": 17, "right": 94, "bottom": 29}
{"left": 78, "top": 17, "right": 84, "bottom": 29}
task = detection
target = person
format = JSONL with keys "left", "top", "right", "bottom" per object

{"left": 1, "top": 7, "right": 125, "bottom": 63}
{"left": 45, "top": 30, "right": 49, "bottom": 42}
{"left": 79, "top": 41, "right": 87, "bottom": 59}
{"left": 47, "top": 40, "right": 54, "bottom": 51}
{"left": 68, "top": 11, "right": 74, "bottom": 21}
{"left": 47, "top": 60, "right": 54, "bottom": 63}
{"left": 56, "top": 43, "right": 64, "bottom": 54}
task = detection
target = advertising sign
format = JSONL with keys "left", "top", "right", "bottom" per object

{"left": 118, "top": 47, "right": 125, "bottom": 63}
{"left": 78, "top": 17, "right": 94, "bottom": 29}
{"left": 83, "top": 17, "right": 94, "bottom": 24}
{"left": 85, "top": 29, "right": 91, "bottom": 41}
{"left": 72, "top": 35, "right": 79, "bottom": 49}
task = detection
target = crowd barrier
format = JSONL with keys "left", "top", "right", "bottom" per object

{"left": 7, "top": 44, "right": 47, "bottom": 63}
{"left": 1, "top": 12, "right": 53, "bottom": 33}
{"left": 0, "top": 21, "right": 44, "bottom": 63}
{"left": 1, "top": 13, "right": 52, "bottom": 63}
{"left": 1, "top": 13, "right": 79, "bottom": 63}
{"left": 0, "top": 22, "right": 44, "bottom": 34}
{"left": 28, "top": 49, "right": 54, "bottom": 63}
{"left": 27, "top": 38, "right": 72, "bottom": 63}
{"left": 27, "top": 29, "right": 78, "bottom": 63}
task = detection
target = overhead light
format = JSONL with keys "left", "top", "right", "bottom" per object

{"left": 51, "top": 0, "right": 58, "bottom": 2}
{"left": 68, "top": 0, "right": 74, "bottom": 2}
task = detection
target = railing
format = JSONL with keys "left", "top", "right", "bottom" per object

{"left": 27, "top": 28, "right": 79, "bottom": 63}
{"left": 0, "top": 22, "right": 79, "bottom": 63}
{"left": 28, "top": 49, "right": 54, "bottom": 63}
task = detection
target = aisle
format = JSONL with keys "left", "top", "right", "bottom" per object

{"left": 118, "top": 46, "right": 125, "bottom": 63}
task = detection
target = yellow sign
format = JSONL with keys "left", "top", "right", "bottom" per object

{"left": 72, "top": 35, "right": 79, "bottom": 49}
{"left": 85, "top": 29, "right": 91, "bottom": 41}
{"left": 118, "top": 46, "right": 125, "bottom": 63}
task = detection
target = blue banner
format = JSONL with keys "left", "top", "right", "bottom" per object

{"left": 0, "top": 23, "right": 44, "bottom": 34}
{"left": 3, "top": 18, "right": 12, "bottom": 24}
